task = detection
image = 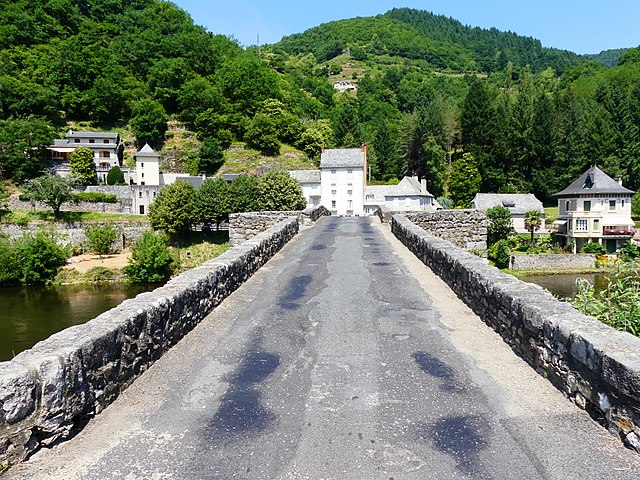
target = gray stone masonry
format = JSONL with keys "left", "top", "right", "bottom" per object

{"left": 0, "top": 222, "right": 150, "bottom": 252}
{"left": 406, "top": 210, "right": 487, "bottom": 251}
{"left": 510, "top": 253, "right": 597, "bottom": 271}
{"left": 229, "top": 205, "right": 330, "bottom": 247}
{"left": 392, "top": 214, "right": 640, "bottom": 453}
{"left": 0, "top": 218, "right": 299, "bottom": 467}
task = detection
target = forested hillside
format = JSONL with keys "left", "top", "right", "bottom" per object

{"left": 1, "top": 1, "right": 640, "bottom": 208}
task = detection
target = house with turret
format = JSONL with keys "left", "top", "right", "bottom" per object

{"left": 553, "top": 165, "right": 635, "bottom": 253}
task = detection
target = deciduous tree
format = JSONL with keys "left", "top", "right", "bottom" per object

{"left": 24, "top": 174, "right": 76, "bottom": 218}
{"left": 148, "top": 180, "right": 197, "bottom": 237}
{"left": 197, "top": 177, "right": 229, "bottom": 229}
{"left": 257, "top": 170, "right": 306, "bottom": 211}
{"left": 69, "top": 146, "right": 96, "bottom": 185}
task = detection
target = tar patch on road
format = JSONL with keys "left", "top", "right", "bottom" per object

{"left": 278, "top": 275, "right": 313, "bottom": 310}
{"left": 419, "top": 415, "right": 491, "bottom": 476}
{"left": 413, "top": 351, "right": 463, "bottom": 392}
{"left": 208, "top": 335, "right": 280, "bottom": 437}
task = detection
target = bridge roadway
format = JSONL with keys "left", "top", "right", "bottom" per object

{"left": 7, "top": 217, "right": 640, "bottom": 479}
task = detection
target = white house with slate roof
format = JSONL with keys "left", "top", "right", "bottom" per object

{"left": 553, "top": 165, "right": 636, "bottom": 253}
{"left": 471, "top": 193, "right": 546, "bottom": 235}
{"left": 364, "top": 177, "right": 438, "bottom": 215}
{"left": 320, "top": 147, "right": 366, "bottom": 216}
{"left": 288, "top": 170, "right": 322, "bottom": 208}
{"left": 47, "top": 130, "right": 123, "bottom": 183}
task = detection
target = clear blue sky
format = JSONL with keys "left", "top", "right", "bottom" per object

{"left": 172, "top": 0, "right": 640, "bottom": 55}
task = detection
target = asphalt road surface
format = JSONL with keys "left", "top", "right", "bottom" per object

{"left": 7, "top": 216, "right": 640, "bottom": 480}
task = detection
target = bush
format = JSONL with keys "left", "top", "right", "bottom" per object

{"left": 581, "top": 241, "right": 606, "bottom": 254}
{"left": 124, "top": 231, "right": 174, "bottom": 283}
{"left": 73, "top": 192, "right": 118, "bottom": 203}
{"left": 618, "top": 241, "right": 640, "bottom": 261}
{"left": 107, "top": 166, "right": 126, "bottom": 185}
{"left": 85, "top": 224, "right": 119, "bottom": 256}
{"left": 487, "top": 239, "right": 511, "bottom": 269}
{"left": 13, "top": 229, "right": 70, "bottom": 285}
{"left": 0, "top": 237, "right": 19, "bottom": 286}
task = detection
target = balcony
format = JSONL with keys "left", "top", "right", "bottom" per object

{"left": 603, "top": 229, "right": 635, "bottom": 237}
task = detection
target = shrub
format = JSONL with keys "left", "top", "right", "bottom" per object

{"left": 581, "top": 241, "right": 606, "bottom": 254}
{"left": 83, "top": 266, "right": 117, "bottom": 283}
{"left": 618, "top": 241, "right": 640, "bottom": 261}
{"left": 487, "top": 239, "right": 511, "bottom": 269}
{"left": 106, "top": 166, "right": 126, "bottom": 185}
{"left": 124, "top": 231, "right": 174, "bottom": 283}
{"left": 0, "top": 237, "right": 19, "bottom": 286}
{"left": 73, "top": 192, "right": 118, "bottom": 203}
{"left": 13, "top": 229, "right": 70, "bottom": 285}
{"left": 486, "top": 206, "right": 514, "bottom": 246}
{"left": 85, "top": 224, "right": 119, "bottom": 256}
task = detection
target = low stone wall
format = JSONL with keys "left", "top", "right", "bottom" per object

{"left": 510, "top": 253, "right": 596, "bottom": 271}
{"left": 0, "top": 218, "right": 299, "bottom": 466}
{"left": 0, "top": 222, "right": 150, "bottom": 252}
{"left": 406, "top": 210, "right": 487, "bottom": 251}
{"left": 392, "top": 214, "right": 640, "bottom": 452}
{"left": 229, "top": 205, "right": 330, "bottom": 247}
{"left": 83, "top": 186, "right": 133, "bottom": 201}
{"left": 8, "top": 197, "right": 128, "bottom": 214}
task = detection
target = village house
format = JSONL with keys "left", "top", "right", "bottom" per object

{"left": 471, "top": 193, "right": 547, "bottom": 235}
{"left": 288, "top": 170, "right": 321, "bottom": 208}
{"left": 320, "top": 147, "right": 366, "bottom": 216}
{"left": 47, "top": 130, "right": 124, "bottom": 183}
{"left": 553, "top": 165, "right": 635, "bottom": 253}
{"left": 364, "top": 177, "right": 438, "bottom": 215}
{"left": 333, "top": 80, "right": 357, "bottom": 92}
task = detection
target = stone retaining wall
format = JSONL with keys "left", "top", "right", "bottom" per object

{"left": 0, "top": 218, "right": 299, "bottom": 466}
{"left": 229, "top": 205, "right": 330, "bottom": 246}
{"left": 406, "top": 210, "right": 487, "bottom": 251}
{"left": 8, "top": 197, "right": 128, "bottom": 214}
{"left": 392, "top": 214, "right": 640, "bottom": 452}
{"left": 0, "top": 222, "right": 150, "bottom": 252}
{"left": 510, "top": 253, "right": 596, "bottom": 271}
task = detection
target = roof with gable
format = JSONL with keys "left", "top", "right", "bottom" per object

{"left": 136, "top": 144, "right": 160, "bottom": 158}
{"left": 320, "top": 148, "right": 365, "bottom": 169}
{"left": 471, "top": 193, "right": 544, "bottom": 215}
{"left": 554, "top": 165, "right": 635, "bottom": 196}
{"left": 364, "top": 177, "right": 433, "bottom": 203}
{"left": 66, "top": 130, "right": 119, "bottom": 140}
{"left": 288, "top": 170, "right": 321, "bottom": 184}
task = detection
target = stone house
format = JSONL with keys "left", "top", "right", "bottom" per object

{"left": 364, "top": 177, "right": 438, "bottom": 215}
{"left": 47, "top": 130, "right": 124, "bottom": 183}
{"left": 553, "top": 165, "right": 635, "bottom": 253}
{"left": 471, "top": 193, "right": 546, "bottom": 235}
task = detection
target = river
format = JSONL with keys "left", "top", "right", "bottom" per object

{"left": 520, "top": 272, "right": 610, "bottom": 299}
{"left": 0, "top": 283, "right": 156, "bottom": 362}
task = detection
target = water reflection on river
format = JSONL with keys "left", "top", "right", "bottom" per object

{"left": 520, "top": 272, "right": 611, "bottom": 299}
{"left": 0, "top": 283, "right": 156, "bottom": 362}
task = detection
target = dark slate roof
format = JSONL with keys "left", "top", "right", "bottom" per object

{"left": 472, "top": 193, "right": 544, "bottom": 215}
{"left": 66, "top": 130, "right": 119, "bottom": 140}
{"left": 554, "top": 165, "right": 635, "bottom": 196}
{"left": 288, "top": 170, "right": 321, "bottom": 183}
{"left": 136, "top": 144, "right": 160, "bottom": 157}
{"left": 320, "top": 148, "right": 365, "bottom": 168}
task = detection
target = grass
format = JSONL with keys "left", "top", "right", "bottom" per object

{"left": 169, "top": 230, "right": 229, "bottom": 273}
{"left": 220, "top": 143, "right": 317, "bottom": 175}
{"left": 2, "top": 210, "right": 146, "bottom": 224}
{"left": 544, "top": 206, "right": 558, "bottom": 223}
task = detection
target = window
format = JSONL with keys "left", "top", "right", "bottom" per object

{"left": 89, "top": 139, "right": 95, "bottom": 144}
{"left": 141, "top": 181, "right": 145, "bottom": 185}
{"left": 347, "top": 190, "right": 352, "bottom": 196}
{"left": 140, "top": 163, "right": 144, "bottom": 168}
{"left": 609, "top": 200, "right": 616, "bottom": 211}
{"left": 153, "top": 192, "right": 156, "bottom": 198}
{"left": 139, "top": 205, "right": 145, "bottom": 215}
{"left": 366, "top": 194, "right": 373, "bottom": 200}
{"left": 583, "top": 200, "right": 591, "bottom": 212}
{"left": 593, "top": 219, "right": 600, "bottom": 232}
{"left": 100, "top": 151, "right": 109, "bottom": 158}
{"left": 331, "top": 189, "right": 336, "bottom": 195}
{"left": 347, "top": 183, "right": 352, "bottom": 187}
{"left": 103, "top": 139, "right": 109, "bottom": 144}
{"left": 347, "top": 199, "right": 352, "bottom": 209}
{"left": 74, "top": 139, "right": 80, "bottom": 143}
{"left": 331, "top": 169, "right": 336, "bottom": 175}
{"left": 565, "top": 200, "right": 570, "bottom": 212}
{"left": 576, "top": 219, "right": 588, "bottom": 231}
{"left": 347, "top": 169, "right": 352, "bottom": 174}
{"left": 622, "top": 199, "right": 626, "bottom": 208}
{"left": 331, "top": 200, "right": 336, "bottom": 208}
{"left": 139, "top": 191, "right": 143, "bottom": 198}
{"left": 141, "top": 172, "right": 144, "bottom": 178}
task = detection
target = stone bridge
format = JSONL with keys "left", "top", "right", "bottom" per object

{"left": 3, "top": 211, "right": 640, "bottom": 479}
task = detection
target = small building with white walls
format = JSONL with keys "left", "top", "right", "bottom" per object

{"left": 471, "top": 193, "right": 547, "bottom": 235}
{"left": 320, "top": 147, "right": 366, "bottom": 216}
{"left": 288, "top": 170, "right": 321, "bottom": 208}
{"left": 364, "top": 177, "right": 438, "bottom": 215}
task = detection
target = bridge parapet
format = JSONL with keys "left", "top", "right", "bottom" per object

{"left": 392, "top": 214, "right": 640, "bottom": 453}
{"left": 0, "top": 218, "right": 299, "bottom": 468}
{"left": 229, "top": 205, "right": 330, "bottom": 247}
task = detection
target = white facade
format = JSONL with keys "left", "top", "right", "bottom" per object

{"left": 471, "top": 193, "right": 547, "bottom": 235}
{"left": 554, "top": 166, "right": 635, "bottom": 253}
{"left": 364, "top": 177, "right": 437, "bottom": 215}
{"left": 288, "top": 170, "right": 321, "bottom": 208}
{"left": 319, "top": 148, "right": 366, "bottom": 216}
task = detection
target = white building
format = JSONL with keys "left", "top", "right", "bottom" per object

{"left": 47, "top": 130, "right": 123, "bottom": 183}
{"left": 320, "top": 147, "right": 366, "bottom": 216}
{"left": 471, "top": 193, "right": 547, "bottom": 235}
{"left": 363, "top": 177, "right": 438, "bottom": 215}
{"left": 553, "top": 165, "right": 635, "bottom": 253}
{"left": 288, "top": 170, "right": 322, "bottom": 208}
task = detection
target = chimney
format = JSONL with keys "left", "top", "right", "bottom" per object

{"left": 420, "top": 178, "right": 427, "bottom": 195}
{"left": 617, "top": 177, "right": 623, "bottom": 186}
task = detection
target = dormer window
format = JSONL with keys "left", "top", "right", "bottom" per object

{"left": 583, "top": 175, "right": 593, "bottom": 189}
{"left": 501, "top": 200, "right": 515, "bottom": 207}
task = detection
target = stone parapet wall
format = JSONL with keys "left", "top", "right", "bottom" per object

{"left": 0, "top": 218, "right": 299, "bottom": 467}
{"left": 510, "top": 253, "right": 596, "bottom": 271}
{"left": 8, "top": 197, "right": 128, "bottom": 214}
{"left": 0, "top": 222, "right": 150, "bottom": 251}
{"left": 392, "top": 214, "right": 640, "bottom": 452}
{"left": 229, "top": 205, "right": 330, "bottom": 247}
{"left": 406, "top": 210, "right": 487, "bottom": 251}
